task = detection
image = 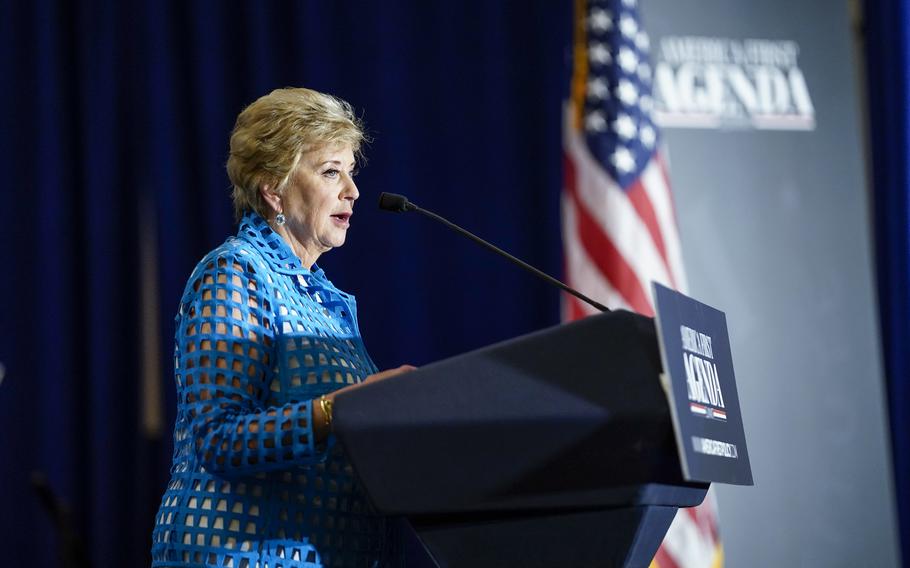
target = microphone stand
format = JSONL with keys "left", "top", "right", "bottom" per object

{"left": 378, "top": 193, "right": 609, "bottom": 313}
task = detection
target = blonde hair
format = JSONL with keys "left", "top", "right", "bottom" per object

{"left": 227, "top": 87, "right": 366, "bottom": 221}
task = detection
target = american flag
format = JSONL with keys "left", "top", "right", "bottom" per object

{"left": 561, "top": 0, "right": 723, "bottom": 566}
{"left": 562, "top": 0, "right": 686, "bottom": 318}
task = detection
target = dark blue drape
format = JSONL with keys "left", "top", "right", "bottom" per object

{"left": 864, "top": 0, "right": 910, "bottom": 563}
{"left": 5, "top": 1, "right": 909, "bottom": 566}
{"left": 0, "top": 1, "right": 571, "bottom": 566}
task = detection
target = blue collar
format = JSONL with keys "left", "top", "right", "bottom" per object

{"left": 236, "top": 211, "right": 327, "bottom": 278}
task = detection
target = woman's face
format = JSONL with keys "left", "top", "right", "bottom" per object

{"left": 281, "top": 143, "right": 359, "bottom": 259}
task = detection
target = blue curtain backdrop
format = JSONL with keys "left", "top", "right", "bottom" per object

{"left": 0, "top": 1, "right": 570, "bottom": 566}
{"left": 2, "top": 1, "right": 909, "bottom": 566}
{"left": 864, "top": 0, "right": 910, "bottom": 564}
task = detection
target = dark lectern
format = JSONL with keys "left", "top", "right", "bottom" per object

{"left": 333, "top": 310, "right": 708, "bottom": 567}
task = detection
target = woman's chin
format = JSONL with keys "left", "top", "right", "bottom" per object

{"left": 322, "top": 236, "right": 347, "bottom": 250}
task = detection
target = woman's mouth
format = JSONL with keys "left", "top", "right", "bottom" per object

{"left": 331, "top": 213, "right": 352, "bottom": 227}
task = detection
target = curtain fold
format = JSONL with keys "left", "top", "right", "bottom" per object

{"left": 863, "top": 0, "right": 910, "bottom": 563}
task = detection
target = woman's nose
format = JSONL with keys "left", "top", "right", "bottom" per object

{"left": 343, "top": 176, "right": 359, "bottom": 202}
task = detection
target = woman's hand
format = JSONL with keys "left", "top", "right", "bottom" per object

{"left": 313, "top": 364, "right": 417, "bottom": 441}
{"left": 362, "top": 364, "right": 418, "bottom": 384}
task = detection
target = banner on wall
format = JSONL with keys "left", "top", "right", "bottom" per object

{"left": 652, "top": 36, "right": 816, "bottom": 131}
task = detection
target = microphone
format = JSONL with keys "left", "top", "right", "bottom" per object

{"left": 378, "top": 192, "right": 416, "bottom": 213}
{"left": 378, "top": 192, "right": 609, "bottom": 313}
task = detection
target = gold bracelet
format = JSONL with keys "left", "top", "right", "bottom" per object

{"left": 318, "top": 395, "right": 334, "bottom": 429}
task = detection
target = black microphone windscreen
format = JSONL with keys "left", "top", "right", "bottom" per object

{"left": 378, "top": 192, "right": 411, "bottom": 213}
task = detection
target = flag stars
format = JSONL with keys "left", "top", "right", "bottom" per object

{"left": 585, "top": 110, "right": 608, "bottom": 132}
{"left": 636, "top": 31, "right": 650, "bottom": 51}
{"left": 614, "top": 113, "right": 638, "bottom": 140}
{"left": 588, "top": 42, "right": 612, "bottom": 65}
{"left": 611, "top": 147, "right": 637, "bottom": 174}
{"left": 587, "top": 77, "right": 610, "bottom": 100}
{"left": 616, "top": 79, "right": 639, "bottom": 105}
{"left": 619, "top": 14, "right": 638, "bottom": 38}
{"left": 638, "top": 63, "right": 652, "bottom": 82}
{"left": 581, "top": 5, "right": 656, "bottom": 175}
{"left": 640, "top": 94, "right": 653, "bottom": 112}
{"left": 640, "top": 124, "right": 657, "bottom": 148}
{"left": 617, "top": 47, "right": 639, "bottom": 74}
{"left": 588, "top": 8, "right": 613, "bottom": 32}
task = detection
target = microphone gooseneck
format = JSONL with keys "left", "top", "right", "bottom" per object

{"left": 377, "top": 192, "right": 609, "bottom": 313}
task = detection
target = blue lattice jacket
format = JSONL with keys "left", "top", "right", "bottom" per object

{"left": 152, "top": 213, "right": 395, "bottom": 568}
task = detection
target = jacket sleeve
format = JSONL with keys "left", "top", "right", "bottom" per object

{"left": 176, "top": 252, "right": 324, "bottom": 475}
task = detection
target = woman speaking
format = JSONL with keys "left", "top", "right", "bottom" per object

{"left": 151, "top": 87, "right": 413, "bottom": 568}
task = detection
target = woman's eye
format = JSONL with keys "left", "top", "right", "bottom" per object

{"left": 349, "top": 169, "right": 359, "bottom": 178}
{"left": 323, "top": 169, "right": 339, "bottom": 178}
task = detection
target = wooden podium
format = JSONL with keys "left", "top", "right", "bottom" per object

{"left": 334, "top": 310, "right": 708, "bottom": 567}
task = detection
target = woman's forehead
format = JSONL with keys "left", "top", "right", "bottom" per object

{"left": 303, "top": 143, "right": 355, "bottom": 165}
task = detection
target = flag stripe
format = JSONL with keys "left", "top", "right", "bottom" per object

{"left": 641, "top": 160, "right": 689, "bottom": 291}
{"left": 689, "top": 488, "right": 721, "bottom": 540}
{"left": 564, "top": 153, "right": 654, "bottom": 314}
{"left": 564, "top": 121, "right": 675, "bottom": 297}
{"left": 561, "top": 193, "right": 630, "bottom": 312}
{"left": 567, "top": 293, "right": 597, "bottom": 321}
{"left": 626, "top": 176, "right": 677, "bottom": 289}
{"left": 653, "top": 547, "right": 682, "bottom": 568}
{"left": 662, "top": 509, "right": 718, "bottom": 566}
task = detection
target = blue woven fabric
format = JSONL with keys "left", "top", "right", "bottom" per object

{"left": 152, "top": 212, "right": 396, "bottom": 568}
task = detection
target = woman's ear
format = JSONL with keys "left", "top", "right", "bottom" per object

{"left": 259, "top": 184, "right": 281, "bottom": 214}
